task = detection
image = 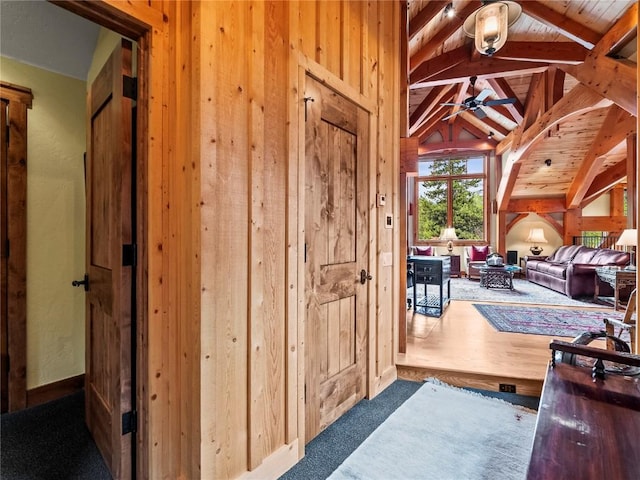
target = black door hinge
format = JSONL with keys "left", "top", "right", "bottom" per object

{"left": 122, "top": 410, "right": 137, "bottom": 435}
{"left": 123, "top": 75, "right": 138, "bottom": 100}
{"left": 123, "top": 244, "right": 137, "bottom": 267}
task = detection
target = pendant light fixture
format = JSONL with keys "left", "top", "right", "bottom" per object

{"left": 463, "top": 1, "right": 522, "bottom": 56}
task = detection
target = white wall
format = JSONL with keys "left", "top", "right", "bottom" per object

{"left": 0, "top": 57, "right": 86, "bottom": 389}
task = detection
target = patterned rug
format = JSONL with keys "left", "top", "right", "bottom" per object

{"left": 473, "top": 304, "right": 627, "bottom": 338}
{"left": 409, "top": 277, "right": 601, "bottom": 308}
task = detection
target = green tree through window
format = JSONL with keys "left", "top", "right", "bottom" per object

{"left": 415, "top": 156, "right": 486, "bottom": 242}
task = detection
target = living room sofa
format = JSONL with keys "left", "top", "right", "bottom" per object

{"left": 526, "top": 245, "right": 630, "bottom": 298}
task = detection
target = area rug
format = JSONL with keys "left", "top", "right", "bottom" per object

{"left": 327, "top": 379, "right": 536, "bottom": 480}
{"left": 473, "top": 303, "right": 627, "bottom": 339}
{"left": 410, "top": 277, "right": 600, "bottom": 308}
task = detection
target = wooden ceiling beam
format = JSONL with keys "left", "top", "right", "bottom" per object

{"left": 520, "top": 1, "right": 601, "bottom": 50}
{"left": 505, "top": 213, "right": 528, "bottom": 234}
{"left": 408, "top": 1, "right": 448, "bottom": 42}
{"left": 409, "top": 2, "right": 481, "bottom": 72}
{"left": 413, "top": 104, "right": 450, "bottom": 142}
{"left": 409, "top": 85, "right": 456, "bottom": 135}
{"left": 539, "top": 213, "right": 563, "bottom": 237}
{"left": 418, "top": 138, "right": 495, "bottom": 156}
{"left": 411, "top": 58, "right": 549, "bottom": 87}
{"left": 508, "top": 84, "right": 613, "bottom": 166}
{"left": 561, "top": 8, "right": 638, "bottom": 117}
{"left": 493, "top": 41, "right": 588, "bottom": 65}
{"left": 567, "top": 106, "right": 636, "bottom": 209}
{"left": 562, "top": 55, "right": 636, "bottom": 117}
{"left": 496, "top": 160, "right": 521, "bottom": 211}
{"left": 447, "top": 80, "right": 471, "bottom": 125}
{"left": 591, "top": 2, "right": 638, "bottom": 57}
{"left": 581, "top": 161, "right": 627, "bottom": 207}
{"left": 456, "top": 117, "right": 495, "bottom": 141}
{"left": 459, "top": 111, "right": 509, "bottom": 137}
{"left": 486, "top": 78, "right": 524, "bottom": 123}
{"left": 507, "top": 197, "right": 567, "bottom": 214}
{"left": 410, "top": 45, "right": 470, "bottom": 85}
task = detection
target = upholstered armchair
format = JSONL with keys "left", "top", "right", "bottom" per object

{"left": 465, "top": 245, "right": 493, "bottom": 280}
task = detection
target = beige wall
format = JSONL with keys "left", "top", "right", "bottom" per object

{"left": 0, "top": 57, "right": 86, "bottom": 389}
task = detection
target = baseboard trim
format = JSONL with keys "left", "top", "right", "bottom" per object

{"left": 27, "top": 374, "right": 85, "bottom": 407}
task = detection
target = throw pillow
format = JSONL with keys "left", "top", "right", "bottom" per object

{"left": 470, "top": 245, "right": 489, "bottom": 261}
{"left": 414, "top": 246, "right": 432, "bottom": 256}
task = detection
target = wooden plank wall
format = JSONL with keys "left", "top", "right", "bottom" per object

{"left": 192, "top": 1, "right": 401, "bottom": 478}
{"left": 74, "top": 1, "right": 400, "bottom": 478}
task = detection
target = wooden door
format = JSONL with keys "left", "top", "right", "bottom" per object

{"left": 85, "top": 39, "right": 134, "bottom": 479}
{"left": 304, "top": 76, "right": 370, "bottom": 442}
{"left": 1, "top": 98, "right": 7, "bottom": 413}
{"left": 1, "top": 83, "right": 31, "bottom": 413}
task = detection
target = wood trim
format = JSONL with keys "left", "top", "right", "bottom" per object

{"left": 26, "top": 374, "right": 85, "bottom": 408}
{"left": 1, "top": 82, "right": 32, "bottom": 413}
{"left": 49, "top": 2, "right": 160, "bottom": 478}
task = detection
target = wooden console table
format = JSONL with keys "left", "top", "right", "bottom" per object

{"left": 407, "top": 255, "right": 451, "bottom": 317}
{"left": 594, "top": 267, "right": 636, "bottom": 310}
{"left": 527, "top": 341, "right": 640, "bottom": 479}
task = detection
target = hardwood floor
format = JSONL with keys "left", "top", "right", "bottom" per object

{"left": 397, "top": 300, "right": 612, "bottom": 397}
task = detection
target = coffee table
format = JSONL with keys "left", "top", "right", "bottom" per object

{"left": 479, "top": 265, "right": 521, "bottom": 290}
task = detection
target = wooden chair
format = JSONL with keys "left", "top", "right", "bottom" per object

{"left": 604, "top": 288, "right": 637, "bottom": 354}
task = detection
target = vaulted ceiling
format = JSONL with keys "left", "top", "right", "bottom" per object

{"left": 406, "top": 0, "right": 638, "bottom": 213}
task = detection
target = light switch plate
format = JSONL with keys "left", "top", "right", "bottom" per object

{"left": 382, "top": 252, "right": 393, "bottom": 266}
{"left": 385, "top": 214, "right": 393, "bottom": 229}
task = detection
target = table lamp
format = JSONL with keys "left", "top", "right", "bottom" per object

{"left": 440, "top": 227, "right": 458, "bottom": 254}
{"left": 616, "top": 228, "right": 637, "bottom": 270}
{"left": 526, "top": 228, "right": 547, "bottom": 255}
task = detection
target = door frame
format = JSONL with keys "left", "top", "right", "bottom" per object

{"left": 0, "top": 83, "right": 32, "bottom": 412}
{"left": 50, "top": 1, "right": 162, "bottom": 477}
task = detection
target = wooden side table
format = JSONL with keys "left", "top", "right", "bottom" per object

{"left": 444, "top": 254, "right": 460, "bottom": 278}
{"left": 594, "top": 267, "right": 636, "bottom": 310}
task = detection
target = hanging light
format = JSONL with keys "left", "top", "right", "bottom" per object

{"left": 463, "top": 1, "right": 522, "bottom": 56}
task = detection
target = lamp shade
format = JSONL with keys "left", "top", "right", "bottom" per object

{"left": 526, "top": 228, "right": 547, "bottom": 244}
{"left": 463, "top": 1, "right": 522, "bottom": 56}
{"left": 616, "top": 229, "right": 638, "bottom": 247}
{"left": 440, "top": 227, "right": 458, "bottom": 241}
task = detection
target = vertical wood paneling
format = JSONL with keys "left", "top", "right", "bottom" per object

{"left": 91, "top": 0, "right": 403, "bottom": 477}
{"left": 298, "top": 1, "right": 317, "bottom": 61}
{"left": 248, "top": 0, "right": 268, "bottom": 470}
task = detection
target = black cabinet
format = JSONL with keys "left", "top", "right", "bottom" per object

{"left": 407, "top": 255, "right": 451, "bottom": 317}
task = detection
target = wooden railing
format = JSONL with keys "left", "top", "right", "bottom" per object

{"left": 572, "top": 235, "right": 621, "bottom": 249}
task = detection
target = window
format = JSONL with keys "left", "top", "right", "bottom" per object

{"left": 414, "top": 155, "right": 487, "bottom": 243}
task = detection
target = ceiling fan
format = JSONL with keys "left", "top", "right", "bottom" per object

{"left": 441, "top": 76, "right": 517, "bottom": 121}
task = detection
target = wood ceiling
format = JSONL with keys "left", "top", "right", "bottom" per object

{"left": 406, "top": 0, "right": 638, "bottom": 211}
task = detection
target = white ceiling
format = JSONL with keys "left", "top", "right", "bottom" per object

{"left": 0, "top": 0, "right": 100, "bottom": 80}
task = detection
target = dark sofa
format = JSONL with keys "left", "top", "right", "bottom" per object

{"left": 526, "top": 245, "right": 630, "bottom": 298}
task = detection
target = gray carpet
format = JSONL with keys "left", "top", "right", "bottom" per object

{"left": 1, "top": 391, "right": 111, "bottom": 479}
{"left": 411, "top": 277, "right": 600, "bottom": 308}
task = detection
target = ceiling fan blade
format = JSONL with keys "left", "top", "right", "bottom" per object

{"left": 440, "top": 102, "right": 466, "bottom": 106}
{"left": 441, "top": 109, "right": 466, "bottom": 121}
{"left": 474, "top": 108, "right": 487, "bottom": 119}
{"left": 475, "top": 89, "right": 493, "bottom": 102}
{"left": 483, "top": 97, "right": 517, "bottom": 106}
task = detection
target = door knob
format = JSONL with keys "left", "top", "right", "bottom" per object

{"left": 360, "top": 269, "right": 373, "bottom": 284}
{"left": 72, "top": 274, "right": 90, "bottom": 292}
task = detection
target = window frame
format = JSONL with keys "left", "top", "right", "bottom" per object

{"left": 413, "top": 153, "right": 489, "bottom": 247}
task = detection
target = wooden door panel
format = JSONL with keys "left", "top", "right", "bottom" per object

{"left": 305, "top": 76, "right": 369, "bottom": 442}
{"left": 85, "top": 39, "right": 133, "bottom": 479}
{"left": 1, "top": 99, "right": 7, "bottom": 413}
